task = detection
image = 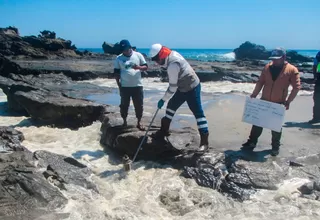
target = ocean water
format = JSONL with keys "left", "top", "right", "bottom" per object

{"left": 79, "top": 48, "right": 319, "bottom": 62}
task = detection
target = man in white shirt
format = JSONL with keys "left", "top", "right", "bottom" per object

{"left": 114, "top": 40, "right": 148, "bottom": 130}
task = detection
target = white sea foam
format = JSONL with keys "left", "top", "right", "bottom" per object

{"left": 222, "top": 52, "right": 236, "bottom": 60}
{"left": 83, "top": 78, "right": 313, "bottom": 96}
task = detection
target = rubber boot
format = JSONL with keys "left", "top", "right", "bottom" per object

{"left": 151, "top": 117, "right": 171, "bottom": 141}
{"left": 241, "top": 125, "right": 262, "bottom": 151}
{"left": 241, "top": 139, "right": 257, "bottom": 151}
{"left": 198, "top": 132, "right": 209, "bottom": 151}
{"left": 308, "top": 118, "right": 320, "bottom": 124}
{"left": 271, "top": 145, "right": 280, "bottom": 156}
{"left": 271, "top": 130, "right": 281, "bottom": 156}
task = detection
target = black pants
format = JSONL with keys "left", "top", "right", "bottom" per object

{"left": 248, "top": 125, "right": 282, "bottom": 147}
{"left": 120, "top": 86, "right": 143, "bottom": 120}
{"left": 313, "top": 83, "right": 320, "bottom": 120}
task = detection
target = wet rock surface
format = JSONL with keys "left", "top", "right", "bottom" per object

{"left": 100, "top": 112, "right": 320, "bottom": 201}
{"left": 0, "top": 127, "right": 97, "bottom": 219}
{"left": 0, "top": 55, "right": 110, "bottom": 128}
{"left": 0, "top": 126, "right": 26, "bottom": 152}
{"left": 182, "top": 151, "right": 320, "bottom": 201}
{"left": 100, "top": 112, "right": 200, "bottom": 162}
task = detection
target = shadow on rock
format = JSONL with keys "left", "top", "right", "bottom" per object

{"left": 225, "top": 149, "right": 272, "bottom": 164}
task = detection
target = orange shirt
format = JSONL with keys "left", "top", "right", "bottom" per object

{"left": 252, "top": 62, "right": 301, "bottom": 103}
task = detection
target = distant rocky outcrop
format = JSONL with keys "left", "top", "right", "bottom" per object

{"left": 234, "top": 41, "right": 270, "bottom": 60}
{"left": 234, "top": 41, "right": 313, "bottom": 63}
{"left": 0, "top": 26, "right": 101, "bottom": 59}
{"left": 38, "top": 30, "right": 56, "bottom": 39}
{"left": 102, "top": 42, "right": 122, "bottom": 55}
{"left": 286, "top": 50, "right": 313, "bottom": 63}
{"left": 21, "top": 35, "right": 75, "bottom": 52}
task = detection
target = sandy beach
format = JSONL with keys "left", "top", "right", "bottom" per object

{"left": 203, "top": 94, "right": 319, "bottom": 157}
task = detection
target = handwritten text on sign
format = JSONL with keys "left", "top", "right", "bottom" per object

{"left": 242, "top": 97, "right": 285, "bottom": 132}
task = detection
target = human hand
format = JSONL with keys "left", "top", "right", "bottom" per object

{"left": 157, "top": 99, "right": 165, "bottom": 109}
{"left": 132, "top": 65, "right": 141, "bottom": 70}
{"left": 250, "top": 94, "right": 256, "bottom": 98}
{"left": 284, "top": 101, "right": 291, "bottom": 110}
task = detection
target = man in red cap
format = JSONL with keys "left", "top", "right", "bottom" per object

{"left": 149, "top": 43, "right": 209, "bottom": 151}
{"left": 241, "top": 47, "right": 301, "bottom": 156}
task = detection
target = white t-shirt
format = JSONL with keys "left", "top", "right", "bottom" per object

{"left": 114, "top": 51, "right": 147, "bottom": 87}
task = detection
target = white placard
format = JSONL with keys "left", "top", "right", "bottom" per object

{"left": 242, "top": 97, "right": 286, "bottom": 132}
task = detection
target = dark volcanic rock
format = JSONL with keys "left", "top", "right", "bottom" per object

{"left": 0, "top": 55, "right": 22, "bottom": 77}
{"left": 0, "top": 126, "right": 25, "bottom": 152}
{"left": 50, "top": 69, "right": 100, "bottom": 80}
{"left": 0, "top": 130, "right": 67, "bottom": 219}
{"left": 22, "top": 35, "right": 74, "bottom": 51}
{"left": 182, "top": 151, "right": 320, "bottom": 201}
{"left": 0, "top": 56, "right": 110, "bottom": 128}
{"left": 0, "top": 127, "right": 97, "bottom": 219}
{"left": 234, "top": 41, "right": 270, "bottom": 60}
{"left": 100, "top": 112, "right": 200, "bottom": 162}
{"left": 298, "top": 182, "right": 314, "bottom": 195}
{"left": 34, "top": 150, "right": 97, "bottom": 192}
{"left": 234, "top": 41, "right": 313, "bottom": 63}
{"left": 102, "top": 41, "right": 122, "bottom": 55}
{"left": 13, "top": 89, "right": 105, "bottom": 128}
{"left": 0, "top": 26, "right": 81, "bottom": 59}
{"left": 39, "top": 30, "right": 56, "bottom": 39}
{"left": 287, "top": 51, "right": 313, "bottom": 63}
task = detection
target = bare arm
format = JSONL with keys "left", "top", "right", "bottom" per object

{"left": 133, "top": 64, "right": 148, "bottom": 71}
{"left": 133, "top": 53, "right": 148, "bottom": 71}
{"left": 114, "top": 68, "right": 121, "bottom": 88}
{"left": 113, "top": 58, "right": 121, "bottom": 88}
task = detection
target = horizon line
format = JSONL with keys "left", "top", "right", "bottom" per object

{"left": 78, "top": 47, "right": 319, "bottom": 51}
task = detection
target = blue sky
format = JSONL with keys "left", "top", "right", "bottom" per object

{"left": 0, "top": 0, "right": 319, "bottom": 49}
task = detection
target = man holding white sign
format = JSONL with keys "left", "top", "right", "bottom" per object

{"left": 241, "top": 48, "right": 301, "bottom": 156}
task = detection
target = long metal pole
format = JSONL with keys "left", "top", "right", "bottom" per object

{"left": 132, "top": 108, "right": 160, "bottom": 163}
